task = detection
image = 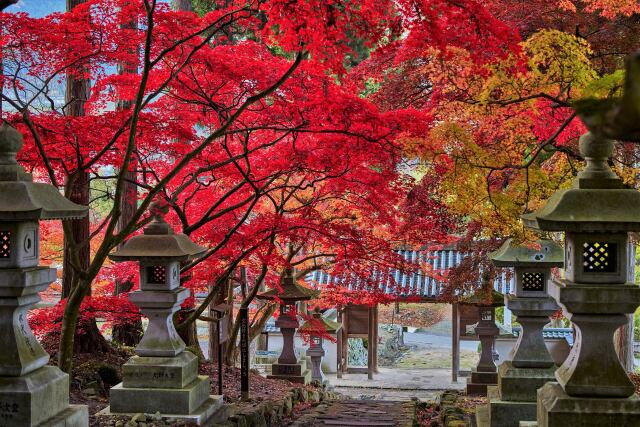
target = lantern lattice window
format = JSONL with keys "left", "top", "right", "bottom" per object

{"left": 0, "top": 231, "right": 10, "bottom": 258}
{"left": 583, "top": 242, "right": 616, "bottom": 273}
{"left": 522, "top": 272, "right": 545, "bottom": 291}
{"left": 147, "top": 266, "right": 167, "bottom": 284}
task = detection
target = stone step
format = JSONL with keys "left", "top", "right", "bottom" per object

{"left": 471, "top": 371, "right": 498, "bottom": 384}
{"left": 467, "top": 383, "right": 489, "bottom": 395}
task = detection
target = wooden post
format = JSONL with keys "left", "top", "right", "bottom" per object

{"left": 367, "top": 306, "right": 374, "bottom": 380}
{"left": 452, "top": 302, "right": 460, "bottom": 383}
{"left": 373, "top": 304, "right": 379, "bottom": 373}
{"left": 337, "top": 308, "right": 343, "bottom": 378}
{"left": 240, "top": 307, "right": 249, "bottom": 401}
{"left": 342, "top": 308, "right": 349, "bottom": 376}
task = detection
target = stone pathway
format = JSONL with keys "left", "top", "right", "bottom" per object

{"left": 289, "top": 399, "right": 416, "bottom": 426}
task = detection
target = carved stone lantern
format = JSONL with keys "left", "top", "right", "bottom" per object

{"left": 0, "top": 124, "right": 88, "bottom": 426}
{"left": 257, "top": 268, "right": 319, "bottom": 384}
{"left": 482, "top": 239, "right": 563, "bottom": 426}
{"left": 522, "top": 132, "right": 640, "bottom": 426}
{"left": 299, "top": 307, "right": 341, "bottom": 383}
{"left": 104, "top": 202, "right": 222, "bottom": 424}
{"left": 461, "top": 277, "right": 504, "bottom": 396}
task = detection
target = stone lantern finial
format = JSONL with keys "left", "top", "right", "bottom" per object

{"left": 144, "top": 200, "right": 172, "bottom": 235}
{"left": 0, "top": 122, "right": 24, "bottom": 164}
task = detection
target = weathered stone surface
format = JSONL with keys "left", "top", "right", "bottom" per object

{"left": 537, "top": 382, "right": 640, "bottom": 427}
{"left": 488, "top": 400, "right": 536, "bottom": 427}
{"left": 110, "top": 375, "right": 210, "bottom": 415}
{"left": 506, "top": 296, "right": 558, "bottom": 369}
{"left": 0, "top": 267, "right": 56, "bottom": 376}
{"left": 122, "top": 352, "right": 198, "bottom": 389}
{"left": 552, "top": 287, "right": 636, "bottom": 397}
{"left": 498, "top": 361, "right": 555, "bottom": 402}
{"left": 128, "top": 288, "right": 189, "bottom": 358}
{"left": 39, "top": 405, "right": 88, "bottom": 427}
{"left": 268, "top": 359, "right": 312, "bottom": 384}
{"left": 0, "top": 366, "right": 70, "bottom": 427}
{"left": 98, "top": 396, "right": 222, "bottom": 426}
{"left": 471, "top": 370, "right": 498, "bottom": 384}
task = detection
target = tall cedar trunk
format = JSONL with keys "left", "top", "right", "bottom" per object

{"left": 172, "top": 0, "right": 201, "bottom": 357}
{"left": 112, "top": 8, "right": 143, "bottom": 347}
{"left": 62, "top": 0, "right": 110, "bottom": 354}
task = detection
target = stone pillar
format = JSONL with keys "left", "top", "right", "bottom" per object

{"left": 482, "top": 297, "right": 559, "bottom": 427}
{"left": 267, "top": 306, "right": 311, "bottom": 384}
{"left": 0, "top": 123, "right": 88, "bottom": 427}
{"left": 307, "top": 338, "right": 326, "bottom": 383}
{"left": 467, "top": 306, "right": 500, "bottom": 395}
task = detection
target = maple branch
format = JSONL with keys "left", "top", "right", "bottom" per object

{"left": 0, "top": 0, "right": 17, "bottom": 11}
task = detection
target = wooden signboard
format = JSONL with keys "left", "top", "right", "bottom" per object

{"left": 345, "top": 305, "right": 369, "bottom": 336}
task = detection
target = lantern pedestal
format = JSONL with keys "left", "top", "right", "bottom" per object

{"left": 306, "top": 345, "right": 326, "bottom": 384}
{"left": 106, "top": 290, "right": 222, "bottom": 424}
{"left": 527, "top": 281, "right": 640, "bottom": 426}
{"left": 0, "top": 268, "right": 88, "bottom": 427}
{"left": 467, "top": 321, "right": 499, "bottom": 395}
{"left": 267, "top": 313, "right": 311, "bottom": 384}
{"left": 481, "top": 296, "right": 558, "bottom": 427}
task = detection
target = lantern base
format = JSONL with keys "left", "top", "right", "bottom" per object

{"left": 477, "top": 391, "right": 536, "bottom": 427}
{"left": 0, "top": 366, "right": 88, "bottom": 427}
{"left": 122, "top": 352, "right": 198, "bottom": 389}
{"left": 476, "top": 362, "right": 557, "bottom": 427}
{"left": 536, "top": 382, "right": 640, "bottom": 427}
{"left": 98, "top": 395, "right": 223, "bottom": 426}
{"left": 467, "top": 369, "right": 498, "bottom": 395}
{"left": 109, "top": 375, "right": 211, "bottom": 415}
{"left": 268, "top": 359, "right": 311, "bottom": 384}
{"left": 498, "top": 361, "right": 556, "bottom": 402}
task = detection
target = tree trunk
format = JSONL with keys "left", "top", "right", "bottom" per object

{"left": 62, "top": 0, "right": 109, "bottom": 355}
{"left": 174, "top": 0, "right": 192, "bottom": 11}
{"left": 112, "top": 9, "right": 142, "bottom": 345}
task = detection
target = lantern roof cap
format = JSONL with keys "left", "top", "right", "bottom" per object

{"left": 109, "top": 201, "right": 207, "bottom": 262}
{"left": 299, "top": 307, "right": 341, "bottom": 334}
{"left": 0, "top": 123, "right": 88, "bottom": 221}
{"left": 256, "top": 268, "right": 320, "bottom": 302}
{"left": 490, "top": 238, "right": 563, "bottom": 268}
{"left": 523, "top": 133, "right": 640, "bottom": 232}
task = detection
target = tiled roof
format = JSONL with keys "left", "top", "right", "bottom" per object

{"left": 306, "top": 248, "right": 514, "bottom": 298}
{"left": 512, "top": 327, "right": 574, "bottom": 345}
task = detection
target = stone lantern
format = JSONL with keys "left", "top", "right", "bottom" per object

{"left": 522, "top": 132, "right": 640, "bottom": 425}
{"left": 299, "top": 307, "right": 341, "bottom": 384}
{"left": 257, "top": 268, "right": 319, "bottom": 384}
{"left": 462, "top": 276, "right": 504, "bottom": 396}
{"left": 482, "top": 239, "right": 563, "bottom": 427}
{"left": 104, "top": 202, "right": 221, "bottom": 425}
{"left": 0, "top": 124, "right": 88, "bottom": 426}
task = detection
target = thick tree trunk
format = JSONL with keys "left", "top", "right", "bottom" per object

{"left": 111, "top": 6, "right": 143, "bottom": 347}
{"left": 174, "top": 0, "right": 192, "bottom": 11}
{"left": 62, "top": 0, "right": 109, "bottom": 355}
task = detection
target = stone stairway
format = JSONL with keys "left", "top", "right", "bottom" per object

{"left": 289, "top": 399, "right": 417, "bottom": 426}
